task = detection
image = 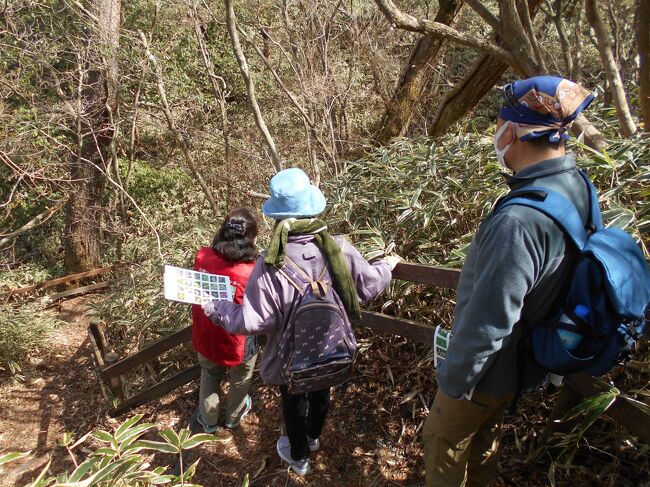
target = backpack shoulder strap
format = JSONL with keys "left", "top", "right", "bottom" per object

{"left": 278, "top": 257, "right": 313, "bottom": 294}
{"left": 577, "top": 169, "right": 603, "bottom": 231}
{"left": 497, "top": 186, "right": 589, "bottom": 250}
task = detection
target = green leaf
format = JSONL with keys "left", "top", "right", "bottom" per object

{"left": 0, "top": 451, "right": 30, "bottom": 466}
{"left": 133, "top": 440, "right": 179, "bottom": 454}
{"left": 116, "top": 423, "right": 156, "bottom": 445}
{"left": 92, "top": 430, "right": 114, "bottom": 443}
{"left": 180, "top": 433, "right": 218, "bottom": 450}
{"left": 68, "top": 457, "right": 101, "bottom": 482}
{"left": 158, "top": 428, "right": 181, "bottom": 449}
{"left": 115, "top": 414, "right": 144, "bottom": 441}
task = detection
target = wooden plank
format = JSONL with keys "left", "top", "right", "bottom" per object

{"left": 88, "top": 324, "right": 107, "bottom": 369}
{"left": 88, "top": 319, "right": 106, "bottom": 356}
{"left": 392, "top": 262, "right": 460, "bottom": 289}
{"left": 44, "top": 280, "right": 112, "bottom": 302}
{"left": 564, "top": 372, "right": 650, "bottom": 443}
{"left": 4, "top": 263, "right": 123, "bottom": 298}
{"left": 111, "top": 364, "right": 201, "bottom": 415}
{"left": 355, "top": 311, "right": 434, "bottom": 345}
{"left": 87, "top": 326, "right": 113, "bottom": 404}
{"left": 101, "top": 326, "right": 193, "bottom": 380}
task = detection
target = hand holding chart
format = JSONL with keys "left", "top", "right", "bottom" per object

{"left": 164, "top": 265, "right": 233, "bottom": 305}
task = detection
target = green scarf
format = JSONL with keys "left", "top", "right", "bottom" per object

{"left": 265, "top": 218, "right": 361, "bottom": 320}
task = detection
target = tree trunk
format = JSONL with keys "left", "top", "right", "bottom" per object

{"left": 374, "top": 0, "right": 462, "bottom": 144}
{"left": 638, "top": 0, "right": 650, "bottom": 131}
{"left": 429, "top": 53, "right": 508, "bottom": 137}
{"left": 585, "top": 0, "right": 637, "bottom": 136}
{"left": 64, "top": 0, "right": 120, "bottom": 273}
{"left": 429, "top": 0, "right": 542, "bottom": 137}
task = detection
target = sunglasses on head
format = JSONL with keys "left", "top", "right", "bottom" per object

{"left": 502, "top": 83, "right": 524, "bottom": 117}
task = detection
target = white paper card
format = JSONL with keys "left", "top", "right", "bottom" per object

{"left": 433, "top": 325, "right": 452, "bottom": 368}
{"left": 163, "top": 265, "right": 233, "bottom": 305}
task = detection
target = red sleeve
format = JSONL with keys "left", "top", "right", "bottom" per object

{"left": 193, "top": 247, "right": 207, "bottom": 271}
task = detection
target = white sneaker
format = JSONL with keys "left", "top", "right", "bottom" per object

{"left": 276, "top": 436, "right": 311, "bottom": 476}
{"left": 307, "top": 435, "right": 320, "bottom": 452}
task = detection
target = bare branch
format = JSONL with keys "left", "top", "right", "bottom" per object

{"left": 139, "top": 30, "right": 220, "bottom": 213}
{"left": 0, "top": 198, "right": 68, "bottom": 247}
{"left": 585, "top": 0, "right": 637, "bottom": 136}
{"left": 518, "top": 0, "right": 547, "bottom": 71}
{"left": 225, "top": 0, "right": 283, "bottom": 172}
{"left": 464, "top": 0, "right": 501, "bottom": 32}
{"left": 373, "top": 0, "right": 519, "bottom": 68}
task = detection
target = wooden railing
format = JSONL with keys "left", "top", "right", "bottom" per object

{"left": 87, "top": 261, "right": 650, "bottom": 446}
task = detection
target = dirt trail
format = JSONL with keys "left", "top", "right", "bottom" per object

{"left": 0, "top": 296, "right": 428, "bottom": 486}
{"left": 0, "top": 296, "right": 106, "bottom": 486}
{"left": 0, "top": 295, "right": 557, "bottom": 486}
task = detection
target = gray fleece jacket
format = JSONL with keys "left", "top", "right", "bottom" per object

{"left": 437, "top": 154, "right": 590, "bottom": 398}
{"left": 204, "top": 234, "right": 392, "bottom": 385}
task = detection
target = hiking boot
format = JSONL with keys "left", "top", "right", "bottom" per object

{"left": 276, "top": 436, "right": 311, "bottom": 476}
{"left": 224, "top": 395, "right": 252, "bottom": 429}
{"left": 307, "top": 435, "right": 320, "bottom": 452}
{"left": 195, "top": 411, "right": 233, "bottom": 442}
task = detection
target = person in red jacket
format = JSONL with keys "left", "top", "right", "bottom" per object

{"left": 191, "top": 207, "right": 259, "bottom": 438}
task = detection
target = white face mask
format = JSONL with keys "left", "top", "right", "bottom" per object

{"left": 493, "top": 121, "right": 515, "bottom": 169}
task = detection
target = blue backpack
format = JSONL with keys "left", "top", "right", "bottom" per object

{"left": 500, "top": 171, "right": 650, "bottom": 376}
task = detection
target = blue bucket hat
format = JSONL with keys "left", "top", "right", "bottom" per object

{"left": 262, "top": 168, "right": 326, "bottom": 219}
{"left": 499, "top": 76, "right": 595, "bottom": 143}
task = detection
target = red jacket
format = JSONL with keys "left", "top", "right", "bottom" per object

{"left": 191, "top": 247, "right": 256, "bottom": 366}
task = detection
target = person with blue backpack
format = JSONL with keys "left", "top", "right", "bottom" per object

{"left": 203, "top": 168, "right": 400, "bottom": 476}
{"left": 422, "top": 75, "right": 650, "bottom": 487}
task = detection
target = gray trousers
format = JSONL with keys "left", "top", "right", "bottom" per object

{"left": 197, "top": 352, "right": 257, "bottom": 427}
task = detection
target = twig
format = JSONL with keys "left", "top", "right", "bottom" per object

{"left": 138, "top": 30, "right": 220, "bottom": 214}
{"left": 224, "top": 0, "right": 283, "bottom": 172}
{"left": 0, "top": 198, "right": 68, "bottom": 247}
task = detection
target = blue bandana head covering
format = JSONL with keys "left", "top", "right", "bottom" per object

{"left": 498, "top": 76, "right": 595, "bottom": 143}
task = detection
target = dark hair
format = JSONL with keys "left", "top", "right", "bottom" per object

{"left": 212, "top": 207, "right": 259, "bottom": 263}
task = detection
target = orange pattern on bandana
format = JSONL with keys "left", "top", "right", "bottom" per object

{"left": 518, "top": 79, "right": 593, "bottom": 121}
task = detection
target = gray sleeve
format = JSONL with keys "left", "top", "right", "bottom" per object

{"left": 204, "top": 258, "right": 283, "bottom": 336}
{"left": 436, "top": 212, "right": 542, "bottom": 399}
{"left": 341, "top": 238, "right": 393, "bottom": 302}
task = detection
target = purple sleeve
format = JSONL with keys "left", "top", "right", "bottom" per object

{"left": 341, "top": 238, "right": 392, "bottom": 302}
{"left": 204, "top": 257, "right": 282, "bottom": 336}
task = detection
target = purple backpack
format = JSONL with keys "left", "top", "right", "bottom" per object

{"left": 277, "top": 255, "right": 358, "bottom": 395}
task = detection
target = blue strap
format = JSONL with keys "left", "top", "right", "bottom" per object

{"left": 498, "top": 186, "right": 589, "bottom": 250}
{"left": 577, "top": 169, "right": 603, "bottom": 230}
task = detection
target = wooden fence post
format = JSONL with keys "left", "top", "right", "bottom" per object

{"left": 104, "top": 351, "right": 125, "bottom": 402}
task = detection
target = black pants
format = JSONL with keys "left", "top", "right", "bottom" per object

{"left": 279, "top": 386, "right": 331, "bottom": 460}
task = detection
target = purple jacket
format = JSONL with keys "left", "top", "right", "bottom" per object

{"left": 204, "top": 234, "right": 392, "bottom": 385}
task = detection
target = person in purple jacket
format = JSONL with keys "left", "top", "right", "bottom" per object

{"left": 204, "top": 168, "right": 399, "bottom": 476}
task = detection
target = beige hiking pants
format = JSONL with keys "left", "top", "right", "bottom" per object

{"left": 422, "top": 389, "right": 514, "bottom": 487}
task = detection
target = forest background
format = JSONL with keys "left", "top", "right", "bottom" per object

{"left": 0, "top": 0, "right": 649, "bottom": 485}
